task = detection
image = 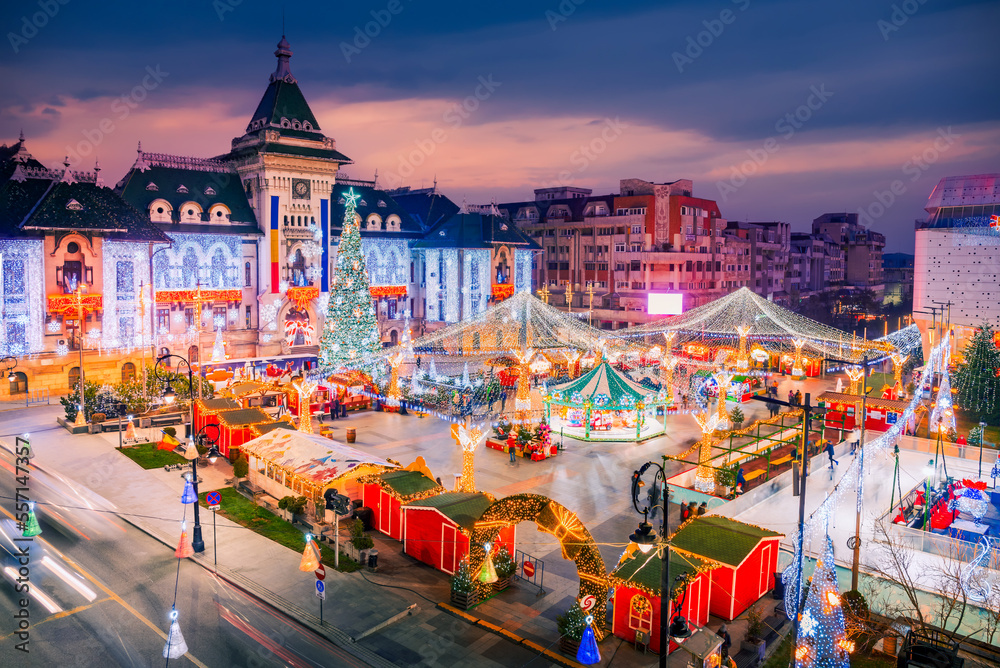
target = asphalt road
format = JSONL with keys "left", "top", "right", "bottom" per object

{"left": 0, "top": 453, "right": 369, "bottom": 668}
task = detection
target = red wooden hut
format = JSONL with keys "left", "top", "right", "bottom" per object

{"left": 215, "top": 408, "right": 274, "bottom": 458}
{"left": 609, "top": 549, "right": 713, "bottom": 655}
{"left": 193, "top": 397, "right": 240, "bottom": 433}
{"left": 669, "top": 515, "right": 783, "bottom": 621}
{"left": 401, "top": 492, "right": 515, "bottom": 575}
{"left": 817, "top": 392, "right": 910, "bottom": 433}
{"left": 360, "top": 459, "right": 444, "bottom": 541}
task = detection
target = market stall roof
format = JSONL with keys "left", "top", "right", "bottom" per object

{"left": 239, "top": 428, "right": 397, "bottom": 487}
{"left": 611, "top": 287, "right": 895, "bottom": 363}
{"left": 816, "top": 392, "right": 910, "bottom": 412}
{"left": 609, "top": 549, "right": 711, "bottom": 597}
{"left": 250, "top": 420, "right": 296, "bottom": 437}
{"left": 403, "top": 492, "right": 494, "bottom": 533}
{"left": 670, "top": 515, "right": 782, "bottom": 568}
{"left": 375, "top": 469, "right": 443, "bottom": 500}
{"left": 197, "top": 397, "right": 241, "bottom": 413}
{"left": 548, "top": 361, "right": 664, "bottom": 410}
{"left": 216, "top": 408, "right": 272, "bottom": 427}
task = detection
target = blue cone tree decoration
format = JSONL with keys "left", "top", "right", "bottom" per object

{"left": 181, "top": 475, "right": 197, "bottom": 504}
{"left": 576, "top": 614, "right": 601, "bottom": 665}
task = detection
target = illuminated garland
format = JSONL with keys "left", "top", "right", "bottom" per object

{"left": 468, "top": 493, "right": 608, "bottom": 640}
{"left": 155, "top": 289, "right": 242, "bottom": 303}
{"left": 46, "top": 293, "right": 103, "bottom": 315}
{"left": 369, "top": 285, "right": 407, "bottom": 298}
{"left": 492, "top": 283, "right": 515, "bottom": 300}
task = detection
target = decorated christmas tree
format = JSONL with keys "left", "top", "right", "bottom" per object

{"left": 955, "top": 322, "right": 1000, "bottom": 426}
{"left": 319, "top": 188, "right": 381, "bottom": 370}
{"left": 795, "top": 535, "right": 850, "bottom": 668}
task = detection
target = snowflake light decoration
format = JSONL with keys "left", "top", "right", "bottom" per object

{"left": 47, "top": 321, "right": 61, "bottom": 333}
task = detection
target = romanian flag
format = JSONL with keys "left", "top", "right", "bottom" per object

{"left": 157, "top": 431, "right": 181, "bottom": 451}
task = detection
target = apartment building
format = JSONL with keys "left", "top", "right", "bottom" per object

{"left": 812, "top": 213, "right": 885, "bottom": 298}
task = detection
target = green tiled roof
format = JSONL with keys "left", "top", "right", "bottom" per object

{"left": 116, "top": 162, "right": 258, "bottom": 226}
{"left": 249, "top": 79, "right": 322, "bottom": 134}
{"left": 404, "top": 492, "right": 492, "bottom": 532}
{"left": 217, "top": 408, "right": 272, "bottom": 427}
{"left": 670, "top": 516, "right": 782, "bottom": 567}
{"left": 610, "top": 550, "right": 706, "bottom": 596}
{"left": 379, "top": 469, "right": 441, "bottom": 497}
{"left": 260, "top": 142, "right": 351, "bottom": 163}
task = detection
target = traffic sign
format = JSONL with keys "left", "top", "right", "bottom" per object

{"left": 206, "top": 491, "right": 221, "bottom": 510}
{"left": 522, "top": 561, "right": 535, "bottom": 578}
{"left": 315, "top": 580, "right": 326, "bottom": 600}
{"left": 315, "top": 564, "right": 326, "bottom": 581}
{"left": 579, "top": 595, "right": 596, "bottom": 612}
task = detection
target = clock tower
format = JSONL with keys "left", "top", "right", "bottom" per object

{"left": 218, "top": 36, "right": 351, "bottom": 354}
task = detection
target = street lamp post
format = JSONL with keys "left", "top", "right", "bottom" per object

{"left": 3, "top": 356, "right": 17, "bottom": 393}
{"left": 750, "top": 391, "right": 815, "bottom": 665}
{"left": 184, "top": 423, "right": 221, "bottom": 554}
{"left": 923, "top": 459, "right": 935, "bottom": 532}
{"left": 153, "top": 353, "right": 197, "bottom": 435}
{"left": 629, "top": 460, "right": 691, "bottom": 667}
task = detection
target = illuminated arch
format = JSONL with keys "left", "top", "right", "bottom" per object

{"left": 468, "top": 493, "right": 608, "bottom": 639}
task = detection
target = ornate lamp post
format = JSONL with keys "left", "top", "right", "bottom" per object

{"left": 183, "top": 423, "right": 221, "bottom": 554}
{"left": 629, "top": 460, "right": 691, "bottom": 667}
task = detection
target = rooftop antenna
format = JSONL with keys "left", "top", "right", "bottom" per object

{"left": 373, "top": 168, "right": 378, "bottom": 188}
{"left": 282, "top": 4, "right": 285, "bottom": 35}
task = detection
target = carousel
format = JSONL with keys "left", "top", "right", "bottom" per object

{"left": 545, "top": 361, "right": 668, "bottom": 442}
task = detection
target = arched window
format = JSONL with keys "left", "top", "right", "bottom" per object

{"left": 389, "top": 330, "right": 398, "bottom": 346}
{"left": 628, "top": 595, "right": 652, "bottom": 633}
{"left": 245, "top": 262, "right": 252, "bottom": 287}
{"left": 9, "top": 371, "right": 27, "bottom": 394}
{"left": 68, "top": 366, "right": 81, "bottom": 392}
{"left": 159, "top": 347, "right": 170, "bottom": 358}
{"left": 291, "top": 249, "right": 307, "bottom": 286}
{"left": 121, "top": 362, "right": 136, "bottom": 383}
{"left": 188, "top": 346, "right": 199, "bottom": 364}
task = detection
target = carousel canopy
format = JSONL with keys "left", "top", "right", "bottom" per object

{"left": 611, "top": 287, "right": 894, "bottom": 363}
{"left": 549, "top": 361, "right": 664, "bottom": 410}
{"left": 239, "top": 428, "right": 397, "bottom": 487}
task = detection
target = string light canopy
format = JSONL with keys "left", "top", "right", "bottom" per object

{"left": 611, "top": 287, "right": 895, "bottom": 364}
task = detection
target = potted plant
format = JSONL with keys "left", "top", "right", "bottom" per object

{"left": 492, "top": 545, "right": 516, "bottom": 592}
{"left": 232, "top": 451, "right": 248, "bottom": 488}
{"left": 349, "top": 517, "right": 374, "bottom": 562}
{"left": 742, "top": 603, "right": 765, "bottom": 657}
{"left": 729, "top": 406, "right": 745, "bottom": 430}
{"left": 278, "top": 495, "right": 308, "bottom": 523}
{"left": 450, "top": 560, "right": 479, "bottom": 610}
{"left": 715, "top": 465, "right": 737, "bottom": 497}
{"left": 557, "top": 602, "right": 586, "bottom": 656}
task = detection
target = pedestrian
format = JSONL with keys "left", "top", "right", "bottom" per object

{"left": 681, "top": 393, "right": 689, "bottom": 410}
{"left": 697, "top": 501, "right": 707, "bottom": 516}
{"left": 500, "top": 390, "right": 508, "bottom": 412}
{"left": 687, "top": 501, "right": 698, "bottom": 521}
{"left": 735, "top": 467, "right": 747, "bottom": 494}
{"left": 680, "top": 501, "right": 689, "bottom": 523}
{"left": 435, "top": 477, "right": 443, "bottom": 487}
{"left": 509, "top": 442, "right": 517, "bottom": 464}
{"left": 788, "top": 389, "right": 795, "bottom": 405}
{"left": 795, "top": 390, "right": 802, "bottom": 405}
{"left": 718, "top": 624, "right": 732, "bottom": 663}
{"left": 416, "top": 356, "right": 421, "bottom": 369}
{"left": 825, "top": 439, "right": 838, "bottom": 469}
{"left": 330, "top": 396, "right": 340, "bottom": 421}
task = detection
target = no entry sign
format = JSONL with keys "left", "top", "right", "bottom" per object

{"left": 315, "top": 563, "right": 326, "bottom": 581}
{"left": 522, "top": 561, "right": 535, "bottom": 578}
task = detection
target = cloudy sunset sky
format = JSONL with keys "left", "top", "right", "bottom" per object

{"left": 2, "top": 0, "right": 998, "bottom": 251}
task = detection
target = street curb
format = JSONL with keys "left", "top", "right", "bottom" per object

{"left": 118, "top": 514, "right": 397, "bottom": 668}
{"left": 436, "top": 602, "right": 582, "bottom": 668}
